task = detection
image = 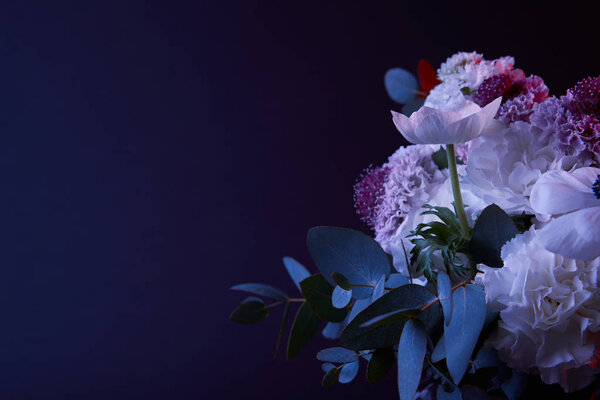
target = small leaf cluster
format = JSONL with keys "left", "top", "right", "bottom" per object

{"left": 409, "top": 203, "right": 521, "bottom": 284}
{"left": 409, "top": 205, "right": 470, "bottom": 282}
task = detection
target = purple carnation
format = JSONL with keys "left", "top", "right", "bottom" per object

{"left": 374, "top": 146, "right": 446, "bottom": 250}
{"left": 353, "top": 145, "right": 447, "bottom": 251}
{"left": 528, "top": 93, "right": 600, "bottom": 164}
{"left": 475, "top": 71, "right": 548, "bottom": 124}
{"left": 353, "top": 165, "right": 389, "bottom": 230}
{"left": 567, "top": 76, "right": 600, "bottom": 117}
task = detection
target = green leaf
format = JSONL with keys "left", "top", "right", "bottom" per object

{"left": 331, "top": 272, "right": 351, "bottom": 290}
{"left": 432, "top": 147, "right": 449, "bottom": 169}
{"left": 283, "top": 257, "right": 311, "bottom": 292}
{"left": 273, "top": 301, "right": 291, "bottom": 358}
{"left": 287, "top": 302, "right": 320, "bottom": 360}
{"left": 339, "top": 284, "right": 437, "bottom": 350}
{"left": 510, "top": 212, "right": 534, "bottom": 233}
{"left": 300, "top": 274, "right": 348, "bottom": 322}
{"left": 307, "top": 227, "right": 390, "bottom": 299}
{"left": 230, "top": 297, "right": 268, "bottom": 324}
{"left": 444, "top": 284, "right": 486, "bottom": 384}
{"left": 469, "top": 204, "right": 519, "bottom": 268}
{"left": 397, "top": 319, "right": 427, "bottom": 400}
{"left": 367, "top": 348, "right": 395, "bottom": 383}
{"left": 230, "top": 283, "right": 288, "bottom": 302}
{"left": 322, "top": 366, "right": 340, "bottom": 387}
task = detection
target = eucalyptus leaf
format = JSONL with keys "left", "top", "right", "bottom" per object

{"left": 331, "top": 272, "right": 351, "bottom": 290}
{"left": 386, "top": 273, "right": 409, "bottom": 289}
{"left": 372, "top": 274, "right": 386, "bottom": 301}
{"left": 321, "top": 363, "right": 335, "bottom": 373}
{"left": 339, "top": 360, "right": 360, "bottom": 383}
{"left": 339, "top": 284, "right": 437, "bottom": 350}
{"left": 230, "top": 283, "right": 288, "bottom": 302}
{"left": 322, "top": 367, "right": 340, "bottom": 387}
{"left": 332, "top": 285, "right": 352, "bottom": 309}
{"left": 321, "top": 321, "right": 344, "bottom": 340}
{"left": 300, "top": 274, "right": 348, "bottom": 322}
{"left": 437, "top": 385, "right": 462, "bottom": 400}
{"left": 273, "top": 301, "right": 291, "bottom": 358}
{"left": 444, "top": 284, "right": 486, "bottom": 384}
{"left": 431, "top": 335, "right": 445, "bottom": 363}
{"left": 437, "top": 271, "right": 452, "bottom": 326}
{"left": 316, "top": 347, "right": 358, "bottom": 363}
{"left": 287, "top": 302, "right": 320, "bottom": 360}
{"left": 283, "top": 257, "right": 310, "bottom": 292}
{"left": 469, "top": 204, "right": 519, "bottom": 268}
{"left": 307, "top": 227, "right": 390, "bottom": 299}
{"left": 384, "top": 68, "right": 419, "bottom": 104}
{"left": 397, "top": 319, "right": 427, "bottom": 400}
{"left": 366, "top": 348, "right": 395, "bottom": 383}
{"left": 230, "top": 297, "right": 269, "bottom": 324}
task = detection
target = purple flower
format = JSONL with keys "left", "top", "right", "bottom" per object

{"left": 475, "top": 71, "right": 549, "bottom": 124}
{"left": 353, "top": 165, "right": 389, "bottom": 230}
{"left": 353, "top": 145, "right": 447, "bottom": 251}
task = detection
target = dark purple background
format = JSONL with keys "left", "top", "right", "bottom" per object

{"left": 0, "top": 1, "right": 598, "bottom": 399}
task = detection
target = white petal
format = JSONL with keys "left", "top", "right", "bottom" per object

{"left": 479, "top": 97, "right": 502, "bottom": 121}
{"left": 455, "top": 100, "right": 482, "bottom": 118}
{"left": 536, "top": 207, "right": 600, "bottom": 260}
{"left": 445, "top": 112, "right": 486, "bottom": 143}
{"left": 530, "top": 168, "right": 600, "bottom": 215}
{"left": 413, "top": 113, "right": 447, "bottom": 144}
{"left": 391, "top": 110, "right": 421, "bottom": 144}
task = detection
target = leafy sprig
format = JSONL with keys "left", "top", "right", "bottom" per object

{"left": 408, "top": 204, "right": 471, "bottom": 282}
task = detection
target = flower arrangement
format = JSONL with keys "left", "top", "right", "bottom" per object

{"left": 229, "top": 51, "right": 600, "bottom": 399}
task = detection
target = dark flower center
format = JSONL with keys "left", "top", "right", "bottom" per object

{"left": 593, "top": 175, "right": 600, "bottom": 199}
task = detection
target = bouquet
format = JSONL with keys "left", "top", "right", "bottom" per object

{"left": 229, "top": 51, "right": 600, "bottom": 399}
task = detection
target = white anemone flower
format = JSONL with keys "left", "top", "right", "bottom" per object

{"left": 391, "top": 98, "right": 503, "bottom": 145}
{"left": 530, "top": 167, "right": 600, "bottom": 260}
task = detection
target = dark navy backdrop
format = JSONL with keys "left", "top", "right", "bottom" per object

{"left": 0, "top": 1, "right": 598, "bottom": 399}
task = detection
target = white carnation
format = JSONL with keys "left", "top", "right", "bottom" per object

{"left": 424, "top": 80, "right": 467, "bottom": 112}
{"left": 463, "top": 121, "right": 582, "bottom": 215}
{"left": 437, "top": 51, "right": 514, "bottom": 92}
{"left": 479, "top": 229, "right": 600, "bottom": 392}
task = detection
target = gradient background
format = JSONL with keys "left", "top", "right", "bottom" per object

{"left": 0, "top": 1, "right": 599, "bottom": 399}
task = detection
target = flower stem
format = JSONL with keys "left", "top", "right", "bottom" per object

{"left": 446, "top": 144, "right": 470, "bottom": 238}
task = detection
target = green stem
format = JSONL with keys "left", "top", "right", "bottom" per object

{"left": 446, "top": 144, "right": 470, "bottom": 238}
